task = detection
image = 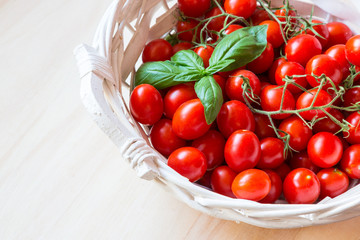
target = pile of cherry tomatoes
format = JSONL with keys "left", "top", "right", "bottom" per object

{"left": 130, "top": 0, "right": 360, "bottom": 204}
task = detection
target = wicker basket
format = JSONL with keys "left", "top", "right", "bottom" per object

{"left": 74, "top": 0, "right": 360, "bottom": 228}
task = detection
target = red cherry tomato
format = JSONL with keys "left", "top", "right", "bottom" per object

{"left": 346, "top": 35, "right": 360, "bottom": 67}
{"left": 142, "top": 39, "right": 173, "bottom": 63}
{"left": 345, "top": 112, "right": 360, "bottom": 144}
{"left": 194, "top": 45, "right": 214, "bottom": 68}
{"left": 340, "top": 144, "right": 360, "bottom": 178}
{"left": 196, "top": 170, "right": 212, "bottom": 189}
{"left": 274, "top": 6, "right": 296, "bottom": 23}
{"left": 150, "top": 119, "right": 187, "bottom": 157}
{"left": 216, "top": 100, "right": 255, "bottom": 138}
{"left": 275, "top": 61, "right": 307, "bottom": 94}
{"left": 178, "top": 0, "right": 211, "bottom": 18}
{"left": 211, "top": 166, "right": 237, "bottom": 198}
{"left": 177, "top": 19, "right": 200, "bottom": 42}
{"left": 232, "top": 169, "right": 271, "bottom": 201}
{"left": 224, "top": 0, "right": 257, "bottom": 19}
{"left": 307, "top": 132, "right": 343, "bottom": 168}
{"left": 326, "top": 22, "right": 353, "bottom": 48}
{"left": 279, "top": 116, "right": 313, "bottom": 151}
{"left": 259, "top": 170, "right": 283, "bottom": 203}
{"left": 285, "top": 34, "right": 322, "bottom": 67}
{"left": 213, "top": 74, "right": 226, "bottom": 98}
{"left": 173, "top": 42, "right": 193, "bottom": 53}
{"left": 325, "top": 44, "right": 351, "bottom": 78}
{"left": 205, "top": 7, "right": 226, "bottom": 33}
{"left": 305, "top": 54, "right": 343, "bottom": 90}
{"left": 191, "top": 130, "right": 226, "bottom": 170}
{"left": 168, "top": 147, "right": 207, "bottom": 182}
{"left": 247, "top": 43, "right": 274, "bottom": 74}
{"left": 268, "top": 57, "right": 287, "bottom": 84}
{"left": 164, "top": 83, "right": 197, "bottom": 119}
{"left": 296, "top": 89, "right": 332, "bottom": 120}
{"left": 224, "top": 130, "right": 261, "bottom": 172}
{"left": 343, "top": 86, "right": 360, "bottom": 108}
{"left": 225, "top": 69, "right": 261, "bottom": 103}
{"left": 313, "top": 109, "right": 344, "bottom": 134}
{"left": 260, "top": 85, "right": 295, "bottom": 120}
{"left": 130, "top": 84, "right": 163, "bottom": 125}
{"left": 289, "top": 151, "right": 320, "bottom": 173}
{"left": 274, "top": 163, "right": 291, "bottom": 181}
{"left": 172, "top": 99, "right": 211, "bottom": 140}
{"left": 250, "top": 9, "right": 271, "bottom": 26}
{"left": 257, "top": 137, "right": 286, "bottom": 169}
{"left": 253, "top": 113, "right": 277, "bottom": 139}
{"left": 222, "top": 24, "right": 243, "bottom": 36}
{"left": 283, "top": 168, "right": 320, "bottom": 204}
{"left": 317, "top": 168, "right": 349, "bottom": 199}
{"left": 306, "top": 20, "right": 330, "bottom": 48}
{"left": 259, "top": 20, "right": 284, "bottom": 48}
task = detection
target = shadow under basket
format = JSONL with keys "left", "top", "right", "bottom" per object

{"left": 74, "top": 0, "right": 360, "bottom": 228}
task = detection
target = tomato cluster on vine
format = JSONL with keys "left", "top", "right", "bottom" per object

{"left": 130, "top": 0, "right": 360, "bottom": 204}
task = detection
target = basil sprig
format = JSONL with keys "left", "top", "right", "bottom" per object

{"left": 135, "top": 25, "right": 268, "bottom": 124}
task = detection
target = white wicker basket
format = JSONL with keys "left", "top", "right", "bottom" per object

{"left": 74, "top": 0, "right": 360, "bottom": 228}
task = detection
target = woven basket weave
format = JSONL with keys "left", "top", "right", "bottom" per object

{"left": 74, "top": 0, "right": 360, "bottom": 228}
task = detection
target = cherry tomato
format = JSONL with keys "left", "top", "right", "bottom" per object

{"left": 343, "top": 86, "right": 360, "bottom": 108}
{"left": 307, "top": 132, "right": 343, "bottom": 168}
{"left": 283, "top": 168, "right": 320, "bottom": 204}
{"left": 222, "top": 24, "right": 243, "bottom": 36}
{"left": 224, "top": 0, "right": 257, "bottom": 19}
{"left": 260, "top": 85, "right": 295, "bottom": 120}
{"left": 305, "top": 20, "right": 330, "bottom": 48}
{"left": 247, "top": 43, "right": 274, "bottom": 74}
{"left": 313, "top": 109, "right": 344, "bottom": 134}
{"left": 224, "top": 130, "right": 261, "bottom": 172}
{"left": 274, "top": 6, "right": 296, "bottom": 24}
{"left": 177, "top": 19, "right": 200, "bottom": 42}
{"left": 274, "top": 163, "right": 291, "bottom": 181}
{"left": 225, "top": 69, "right": 261, "bottom": 103}
{"left": 289, "top": 151, "right": 320, "bottom": 173}
{"left": 142, "top": 39, "right": 173, "bottom": 63}
{"left": 253, "top": 113, "right": 277, "bottom": 139}
{"left": 279, "top": 116, "right": 313, "bottom": 151}
{"left": 194, "top": 45, "right": 214, "bottom": 68}
{"left": 211, "top": 166, "right": 237, "bottom": 198}
{"left": 205, "top": 7, "right": 226, "bottom": 33}
{"left": 285, "top": 34, "right": 322, "bottom": 67}
{"left": 259, "top": 170, "right": 283, "bottom": 203}
{"left": 173, "top": 42, "right": 193, "bottom": 53}
{"left": 163, "top": 83, "right": 197, "bottom": 119}
{"left": 325, "top": 44, "right": 351, "bottom": 78}
{"left": 345, "top": 112, "right": 360, "bottom": 144}
{"left": 296, "top": 89, "right": 332, "bottom": 120}
{"left": 178, "top": 0, "right": 211, "bottom": 18}
{"left": 232, "top": 169, "right": 271, "bottom": 201}
{"left": 275, "top": 61, "right": 307, "bottom": 94}
{"left": 216, "top": 100, "right": 255, "bottom": 138}
{"left": 250, "top": 9, "right": 271, "bottom": 26}
{"left": 340, "top": 144, "right": 360, "bottom": 178}
{"left": 213, "top": 74, "right": 226, "bottom": 98}
{"left": 168, "top": 147, "right": 207, "bottom": 182}
{"left": 326, "top": 22, "right": 353, "bottom": 48}
{"left": 317, "top": 168, "right": 349, "bottom": 199}
{"left": 268, "top": 57, "right": 287, "bottom": 84}
{"left": 257, "top": 137, "right": 285, "bottom": 169}
{"left": 259, "top": 20, "right": 284, "bottom": 48}
{"left": 345, "top": 35, "right": 360, "bottom": 67}
{"left": 150, "top": 119, "right": 187, "bottom": 157}
{"left": 130, "top": 84, "right": 163, "bottom": 125}
{"left": 191, "top": 130, "right": 226, "bottom": 170}
{"left": 196, "top": 170, "right": 212, "bottom": 189}
{"left": 305, "top": 54, "right": 343, "bottom": 90}
{"left": 172, "top": 99, "right": 211, "bottom": 140}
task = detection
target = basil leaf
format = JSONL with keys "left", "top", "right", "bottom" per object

{"left": 205, "top": 59, "right": 235, "bottom": 75}
{"left": 135, "top": 61, "right": 196, "bottom": 89}
{"left": 171, "top": 50, "right": 205, "bottom": 72}
{"left": 195, "top": 76, "right": 223, "bottom": 125}
{"left": 209, "top": 25, "right": 268, "bottom": 72}
{"left": 173, "top": 70, "right": 202, "bottom": 82}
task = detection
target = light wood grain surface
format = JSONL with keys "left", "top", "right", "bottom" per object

{"left": 2, "top": 0, "right": 360, "bottom": 239}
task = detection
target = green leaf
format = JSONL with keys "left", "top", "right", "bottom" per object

{"left": 195, "top": 76, "right": 223, "bottom": 125}
{"left": 208, "top": 25, "right": 268, "bottom": 72}
{"left": 171, "top": 50, "right": 205, "bottom": 72}
{"left": 135, "top": 61, "right": 197, "bottom": 89}
{"left": 205, "top": 59, "right": 235, "bottom": 75}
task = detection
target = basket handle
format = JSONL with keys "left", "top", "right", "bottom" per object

{"left": 74, "top": 44, "right": 160, "bottom": 180}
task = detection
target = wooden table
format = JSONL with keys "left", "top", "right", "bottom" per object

{"left": 1, "top": 0, "right": 360, "bottom": 239}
